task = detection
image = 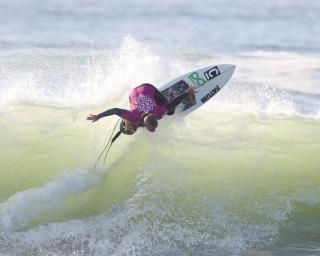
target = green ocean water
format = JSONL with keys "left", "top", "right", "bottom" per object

{"left": 1, "top": 101, "right": 319, "bottom": 255}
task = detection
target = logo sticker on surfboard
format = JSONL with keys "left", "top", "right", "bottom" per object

{"left": 188, "top": 72, "right": 206, "bottom": 86}
{"left": 204, "top": 66, "right": 220, "bottom": 81}
{"left": 201, "top": 85, "right": 220, "bottom": 103}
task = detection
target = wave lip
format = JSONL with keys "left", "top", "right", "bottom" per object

{"left": 0, "top": 168, "right": 99, "bottom": 231}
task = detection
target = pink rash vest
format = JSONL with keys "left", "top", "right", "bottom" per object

{"left": 123, "top": 84, "right": 168, "bottom": 123}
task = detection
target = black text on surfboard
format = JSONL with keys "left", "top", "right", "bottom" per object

{"left": 201, "top": 85, "right": 220, "bottom": 103}
{"left": 204, "top": 66, "right": 220, "bottom": 81}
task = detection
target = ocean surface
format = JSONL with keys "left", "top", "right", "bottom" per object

{"left": 0, "top": 0, "right": 320, "bottom": 255}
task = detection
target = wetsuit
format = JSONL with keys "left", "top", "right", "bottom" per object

{"left": 97, "top": 84, "right": 188, "bottom": 123}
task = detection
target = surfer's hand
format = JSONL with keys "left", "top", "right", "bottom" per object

{"left": 87, "top": 114, "right": 100, "bottom": 122}
{"left": 187, "top": 85, "right": 198, "bottom": 95}
{"left": 187, "top": 86, "right": 198, "bottom": 101}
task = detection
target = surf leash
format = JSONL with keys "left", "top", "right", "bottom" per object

{"left": 93, "top": 117, "right": 122, "bottom": 171}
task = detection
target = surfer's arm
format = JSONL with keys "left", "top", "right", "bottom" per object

{"left": 87, "top": 108, "right": 130, "bottom": 122}
{"left": 164, "top": 92, "right": 188, "bottom": 113}
{"left": 154, "top": 89, "right": 169, "bottom": 106}
{"left": 164, "top": 86, "right": 197, "bottom": 115}
{"left": 97, "top": 108, "right": 129, "bottom": 119}
{"left": 97, "top": 109, "right": 136, "bottom": 133}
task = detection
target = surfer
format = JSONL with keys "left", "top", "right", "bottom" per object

{"left": 87, "top": 83, "right": 197, "bottom": 134}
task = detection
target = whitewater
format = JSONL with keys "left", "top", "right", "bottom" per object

{"left": 1, "top": 0, "right": 320, "bottom": 255}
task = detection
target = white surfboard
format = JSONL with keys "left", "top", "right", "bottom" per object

{"left": 159, "top": 64, "right": 236, "bottom": 114}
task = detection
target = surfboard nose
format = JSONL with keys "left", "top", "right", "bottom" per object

{"left": 229, "top": 64, "right": 236, "bottom": 74}
{"left": 217, "top": 64, "right": 236, "bottom": 74}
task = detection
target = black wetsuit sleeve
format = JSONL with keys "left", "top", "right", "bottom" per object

{"left": 164, "top": 92, "right": 188, "bottom": 111}
{"left": 97, "top": 108, "right": 127, "bottom": 118}
{"left": 154, "top": 89, "right": 169, "bottom": 106}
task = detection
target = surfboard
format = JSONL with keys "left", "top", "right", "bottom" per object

{"left": 159, "top": 64, "right": 236, "bottom": 114}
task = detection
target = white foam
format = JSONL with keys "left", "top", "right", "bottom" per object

{"left": 0, "top": 168, "right": 99, "bottom": 231}
{"left": 0, "top": 160, "right": 305, "bottom": 255}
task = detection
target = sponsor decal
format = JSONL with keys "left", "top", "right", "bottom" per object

{"left": 201, "top": 85, "right": 220, "bottom": 103}
{"left": 188, "top": 72, "right": 206, "bottom": 86}
{"left": 204, "top": 66, "right": 220, "bottom": 81}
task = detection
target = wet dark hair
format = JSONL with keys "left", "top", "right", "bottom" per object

{"left": 144, "top": 114, "right": 158, "bottom": 127}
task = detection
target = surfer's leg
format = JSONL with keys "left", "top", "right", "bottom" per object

{"left": 98, "top": 108, "right": 128, "bottom": 118}
{"left": 154, "top": 90, "right": 168, "bottom": 106}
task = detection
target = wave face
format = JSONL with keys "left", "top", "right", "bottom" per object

{"left": 0, "top": 39, "right": 320, "bottom": 255}
{"left": 1, "top": 110, "right": 320, "bottom": 255}
{"left": 1, "top": 0, "right": 320, "bottom": 255}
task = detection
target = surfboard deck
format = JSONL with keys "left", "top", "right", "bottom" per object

{"left": 159, "top": 64, "right": 236, "bottom": 114}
